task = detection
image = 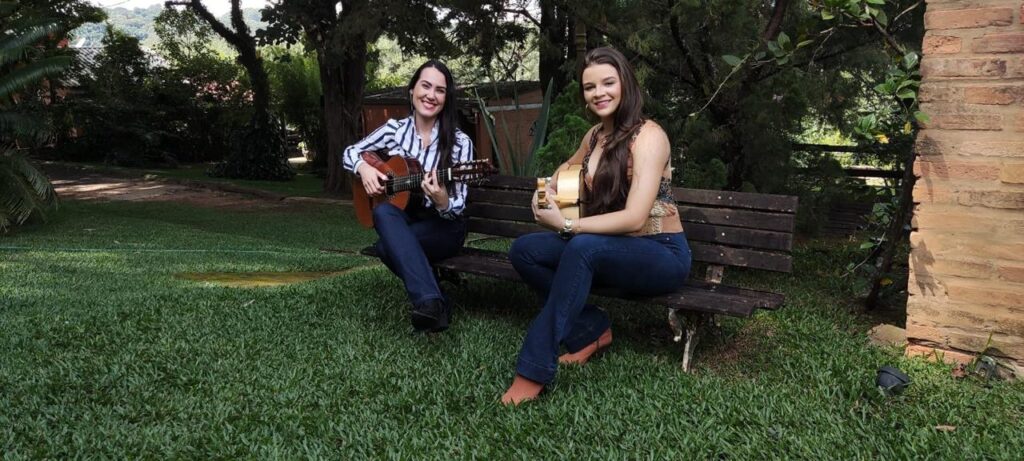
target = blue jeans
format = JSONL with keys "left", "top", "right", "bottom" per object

{"left": 372, "top": 202, "right": 466, "bottom": 307}
{"left": 509, "top": 231, "right": 692, "bottom": 384}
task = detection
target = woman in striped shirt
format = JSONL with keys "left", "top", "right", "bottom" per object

{"left": 342, "top": 60, "right": 474, "bottom": 333}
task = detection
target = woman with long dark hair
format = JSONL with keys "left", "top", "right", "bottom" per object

{"left": 502, "top": 47, "right": 692, "bottom": 404}
{"left": 341, "top": 60, "right": 473, "bottom": 333}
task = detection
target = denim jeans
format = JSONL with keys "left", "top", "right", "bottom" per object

{"left": 371, "top": 202, "right": 466, "bottom": 307}
{"left": 509, "top": 231, "right": 692, "bottom": 384}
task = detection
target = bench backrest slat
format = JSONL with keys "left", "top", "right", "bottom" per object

{"left": 465, "top": 175, "right": 797, "bottom": 273}
{"left": 673, "top": 188, "right": 798, "bottom": 213}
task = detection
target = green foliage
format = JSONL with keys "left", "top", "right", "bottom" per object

{"left": 0, "top": 150, "right": 57, "bottom": 232}
{"left": 210, "top": 114, "right": 294, "bottom": 181}
{"left": 58, "top": 26, "right": 178, "bottom": 167}
{"left": 71, "top": 5, "right": 264, "bottom": 50}
{"left": 571, "top": 0, "right": 922, "bottom": 195}
{"left": 0, "top": 3, "right": 66, "bottom": 232}
{"left": 149, "top": 8, "right": 253, "bottom": 162}
{"left": 533, "top": 80, "right": 590, "bottom": 176}
{"left": 266, "top": 47, "right": 324, "bottom": 162}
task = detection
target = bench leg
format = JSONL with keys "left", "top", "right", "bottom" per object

{"left": 681, "top": 312, "right": 706, "bottom": 373}
{"left": 668, "top": 309, "right": 684, "bottom": 343}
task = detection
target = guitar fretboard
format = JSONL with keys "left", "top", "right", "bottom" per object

{"left": 385, "top": 169, "right": 453, "bottom": 194}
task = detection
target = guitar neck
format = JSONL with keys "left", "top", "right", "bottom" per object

{"left": 386, "top": 169, "right": 453, "bottom": 193}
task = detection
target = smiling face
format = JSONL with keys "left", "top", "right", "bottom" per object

{"left": 409, "top": 66, "right": 447, "bottom": 122}
{"left": 581, "top": 63, "right": 622, "bottom": 121}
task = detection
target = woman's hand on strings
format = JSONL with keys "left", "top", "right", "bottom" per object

{"left": 422, "top": 170, "right": 450, "bottom": 210}
{"left": 531, "top": 185, "right": 563, "bottom": 230}
{"left": 357, "top": 163, "right": 389, "bottom": 196}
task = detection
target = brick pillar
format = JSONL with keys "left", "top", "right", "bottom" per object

{"left": 909, "top": 1, "right": 1024, "bottom": 377}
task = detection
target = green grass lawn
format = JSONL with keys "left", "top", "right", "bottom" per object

{"left": 2, "top": 200, "right": 1022, "bottom": 458}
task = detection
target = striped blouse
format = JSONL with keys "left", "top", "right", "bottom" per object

{"left": 341, "top": 116, "right": 474, "bottom": 220}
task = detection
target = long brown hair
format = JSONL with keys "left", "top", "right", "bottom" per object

{"left": 580, "top": 47, "right": 646, "bottom": 216}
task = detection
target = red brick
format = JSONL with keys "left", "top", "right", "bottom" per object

{"left": 913, "top": 181, "right": 956, "bottom": 204}
{"left": 964, "top": 85, "right": 1024, "bottom": 105}
{"left": 999, "top": 264, "right": 1024, "bottom": 283}
{"left": 923, "top": 35, "right": 963, "bottom": 54}
{"left": 930, "top": 258, "right": 996, "bottom": 279}
{"left": 960, "top": 140, "right": 1024, "bottom": 158}
{"left": 958, "top": 190, "right": 1024, "bottom": 209}
{"left": 906, "top": 344, "right": 975, "bottom": 365}
{"left": 921, "top": 58, "right": 1007, "bottom": 78}
{"left": 924, "top": 7, "right": 1014, "bottom": 30}
{"left": 972, "top": 33, "right": 1024, "bottom": 53}
{"left": 913, "top": 210, "right": 998, "bottom": 234}
{"left": 945, "top": 281, "right": 1024, "bottom": 308}
{"left": 918, "top": 85, "right": 963, "bottom": 103}
{"left": 923, "top": 114, "right": 1003, "bottom": 131}
{"left": 914, "top": 160, "right": 1001, "bottom": 180}
{"left": 1000, "top": 163, "right": 1024, "bottom": 184}
{"left": 914, "top": 132, "right": 945, "bottom": 156}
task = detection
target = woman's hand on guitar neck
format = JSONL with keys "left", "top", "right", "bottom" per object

{"left": 422, "top": 170, "right": 450, "bottom": 210}
{"left": 357, "top": 163, "right": 389, "bottom": 196}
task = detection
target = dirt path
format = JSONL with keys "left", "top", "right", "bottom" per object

{"left": 44, "top": 164, "right": 347, "bottom": 211}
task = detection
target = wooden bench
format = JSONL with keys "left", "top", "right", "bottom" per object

{"left": 361, "top": 175, "right": 798, "bottom": 371}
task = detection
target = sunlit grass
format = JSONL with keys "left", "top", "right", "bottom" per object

{"left": 1, "top": 200, "right": 1021, "bottom": 458}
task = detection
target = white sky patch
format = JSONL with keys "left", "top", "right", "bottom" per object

{"left": 90, "top": 0, "right": 271, "bottom": 16}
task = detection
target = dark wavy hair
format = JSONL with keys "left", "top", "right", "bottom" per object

{"left": 579, "top": 47, "right": 646, "bottom": 216}
{"left": 407, "top": 60, "right": 459, "bottom": 174}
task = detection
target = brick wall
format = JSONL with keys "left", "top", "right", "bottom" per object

{"left": 909, "top": 0, "right": 1024, "bottom": 377}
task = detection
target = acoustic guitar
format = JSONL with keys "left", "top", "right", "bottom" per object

{"left": 352, "top": 151, "right": 495, "bottom": 228}
{"left": 536, "top": 163, "right": 583, "bottom": 220}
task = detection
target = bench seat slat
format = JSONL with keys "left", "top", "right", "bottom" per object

{"left": 435, "top": 255, "right": 764, "bottom": 317}
{"left": 360, "top": 246, "right": 784, "bottom": 317}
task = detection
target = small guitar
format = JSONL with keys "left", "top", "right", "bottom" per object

{"left": 352, "top": 151, "right": 495, "bottom": 228}
{"left": 536, "top": 163, "right": 583, "bottom": 220}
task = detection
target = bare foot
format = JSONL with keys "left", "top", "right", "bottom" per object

{"left": 558, "top": 328, "right": 613, "bottom": 365}
{"left": 501, "top": 374, "right": 544, "bottom": 405}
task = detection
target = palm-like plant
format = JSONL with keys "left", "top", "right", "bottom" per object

{"left": 0, "top": 1, "right": 71, "bottom": 232}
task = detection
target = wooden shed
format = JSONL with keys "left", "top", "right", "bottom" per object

{"left": 361, "top": 81, "right": 544, "bottom": 168}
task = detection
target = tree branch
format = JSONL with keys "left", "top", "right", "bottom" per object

{"left": 229, "top": 0, "right": 250, "bottom": 41}
{"left": 873, "top": 19, "right": 905, "bottom": 54}
{"left": 584, "top": 17, "right": 697, "bottom": 88}
{"left": 762, "top": 0, "right": 790, "bottom": 41}
{"left": 668, "top": 7, "right": 706, "bottom": 92}
{"left": 892, "top": 1, "right": 923, "bottom": 25}
{"left": 752, "top": 40, "right": 873, "bottom": 83}
{"left": 166, "top": 0, "right": 243, "bottom": 50}
{"left": 501, "top": 8, "right": 541, "bottom": 28}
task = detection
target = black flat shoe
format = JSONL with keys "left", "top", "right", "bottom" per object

{"left": 411, "top": 298, "right": 450, "bottom": 333}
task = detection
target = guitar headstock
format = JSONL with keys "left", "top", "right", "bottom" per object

{"left": 450, "top": 159, "right": 497, "bottom": 185}
{"left": 536, "top": 177, "right": 551, "bottom": 209}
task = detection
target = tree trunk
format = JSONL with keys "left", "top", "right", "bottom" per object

{"left": 865, "top": 149, "right": 917, "bottom": 310}
{"left": 539, "top": 0, "right": 572, "bottom": 95}
{"left": 318, "top": 45, "right": 367, "bottom": 194}
{"left": 237, "top": 47, "right": 270, "bottom": 126}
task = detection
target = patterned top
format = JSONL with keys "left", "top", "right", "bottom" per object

{"left": 341, "top": 116, "right": 474, "bottom": 220}
{"left": 579, "top": 123, "right": 680, "bottom": 235}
